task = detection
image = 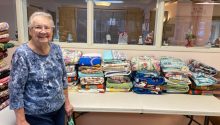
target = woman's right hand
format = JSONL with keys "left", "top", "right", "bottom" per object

{"left": 16, "top": 119, "right": 30, "bottom": 125}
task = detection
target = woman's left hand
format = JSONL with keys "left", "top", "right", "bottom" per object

{"left": 65, "top": 102, "right": 74, "bottom": 116}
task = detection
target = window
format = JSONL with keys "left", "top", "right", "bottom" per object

{"left": 27, "top": 0, "right": 87, "bottom": 43}
{"left": 16, "top": 0, "right": 220, "bottom": 52}
{"left": 0, "top": 0, "right": 17, "bottom": 40}
{"left": 94, "top": 0, "right": 157, "bottom": 45}
{"left": 163, "top": 0, "right": 220, "bottom": 48}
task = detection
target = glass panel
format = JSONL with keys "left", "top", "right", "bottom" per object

{"left": 163, "top": 0, "right": 220, "bottom": 48}
{"left": 27, "top": 0, "right": 87, "bottom": 43}
{"left": 94, "top": 0, "right": 157, "bottom": 45}
{"left": 0, "top": 0, "right": 17, "bottom": 40}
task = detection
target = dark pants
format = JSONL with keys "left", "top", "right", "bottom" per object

{"left": 25, "top": 104, "right": 65, "bottom": 125}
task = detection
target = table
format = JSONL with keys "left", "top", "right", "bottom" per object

{"left": 1, "top": 92, "right": 220, "bottom": 125}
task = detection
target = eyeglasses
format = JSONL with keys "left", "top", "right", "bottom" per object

{"left": 31, "top": 25, "right": 54, "bottom": 32}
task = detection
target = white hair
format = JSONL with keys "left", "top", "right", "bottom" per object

{"left": 28, "top": 11, "right": 55, "bottom": 28}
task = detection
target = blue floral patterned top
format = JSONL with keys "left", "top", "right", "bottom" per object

{"left": 9, "top": 43, "right": 68, "bottom": 115}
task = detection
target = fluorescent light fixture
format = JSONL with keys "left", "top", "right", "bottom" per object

{"left": 95, "top": 1, "right": 111, "bottom": 6}
{"left": 195, "top": 2, "right": 220, "bottom": 5}
{"left": 107, "top": 0, "right": 124, "bottom": 3}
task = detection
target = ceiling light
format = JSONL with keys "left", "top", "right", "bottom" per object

{"left": 95, "top": 1, "right": 111, "bottom": 6}
{"left": 195, "top": 2, "right": 220, "bottom": 5}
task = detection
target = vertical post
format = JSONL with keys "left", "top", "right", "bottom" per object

{"left": 87, "top": 0, "right": 94, "bottom": 45}
{"left": 16, "top": 0, "right": 28, "bottom": 43}
{"left": 154, "top": 0, "right": 164, "bottom": 47}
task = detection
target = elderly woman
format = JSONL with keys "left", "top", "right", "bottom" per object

{"left": 9, "top": 11, "right": 73, "bottom": 125}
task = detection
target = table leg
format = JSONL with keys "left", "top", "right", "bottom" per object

{"left": 204, "top": 116, "right": 209, "bottom": 125}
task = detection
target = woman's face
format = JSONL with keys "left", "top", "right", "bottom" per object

{"left": 29, "top": 16, "right": 53, "bottom": 43}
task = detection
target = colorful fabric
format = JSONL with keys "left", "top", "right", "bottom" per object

{"left": 80, "top": 77, "right": 104, "bottom": 85}
{"left": 103, "top": 50, "right": 127, "bottom": 62}
{"left": 191, "top": 72, "right": 218, "bottom": 86}
{"left": 104, "top": 70, "right": 131, "bottom": 77}
{"left": 0, "top": 99, "right": 9, "bottom": 111}
{"left": 62, "top": 49, "right": 82, "bottom": 65}
{"left": 131, "top": 56, "right": 160, "bottom": 72}
{"left": 160, "top": 56, "right": 189, "bottom": 73}
{"left": 0, "top": 30, "right": 8, "bottom": 35}
{"left": 79, "top": 56, "right": 101, "bottom": 66}
{"left": 106, "top": 88, "right": 130, "bottom": 92}
{"left": 65, "top": 65, "right": 75, "bottom": 73}
{"left": 78, "top": 71, "right": 104, "bottom": 78}
{"left": 164, "top": 82, "right": 189, "bottom": 93}
{"left": 0, "top": 34, "right": 9, "bottom": 39}
{"left": 0, "top": 37, "right": 10, "bottom": 43}
{"left": 0, "top": 89, "right": 8, "bottom": 98}
{"left": 106, "top": 80, "right": 133, "bottom": 89}
{"left": 79, "top": 65, "right": 103, "bottom": 74}
{"left": 103, "top": 61, "right": 130, "bottom": 72}
{"left": 164, "top": 72, "right": 191, "bottom": 85}
{"left": 0, "top": 43, "right": 14, "bottom": 51}
{"left": 0, "top": 95, "right": 9, "bottom": 105}
{"left": 188, "top": 59, "right": 217, "bottom": 76}
{"left": 0, "top": 69, "right": 10, "bottom": 79}
{"left": 107, "top": 76, "right": 131, "bottom": 84}
{"left": 189, "top": 90, "right": 213, "bottom": 95}
{"left": 0, "top": 51, "right": 8, "bottom": 59}
{"left": 132, "top": 87, "right": 162, "bottom": 94}
{"left": 0, "top": 76, "right": 9, "bottom": 85}
{"left": 0, "top": 22, "right": 9, "bottom": 32}
{"left": 0, "top": 59, "right": 8, "bottom": 69}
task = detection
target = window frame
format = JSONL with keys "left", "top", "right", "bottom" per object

{"left": 16, "top": 0, "right": 220, "bottom": 53}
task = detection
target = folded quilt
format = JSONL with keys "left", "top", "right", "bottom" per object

{"left": 190, "top": 82, "right": 216, "bottom": 91}
{"left": 78, "top": 89, "right": 105, "bottom": 93}
{"left": 78, "top": 71, "right": 104, "bottom": 78}
{"left": 65, "top": 65, "right": 75, "bottom": 73}
{"left": 188, "top": 59, "right": 217, "bottom": 76}
{"left": 164, "top": 72, "right": 191, "bottom": 85}
{"left": 79, "top": 56, "right": 101, "bottom": 66}
{"left": 0, "top": 69, "right": 10, "bottom": 79}
{"left": 131, "top": 56, "right": 160, "bottom": 72}
{"left": 0, "top": 76, "right": 9, "bottom": 85}
{"left": 103, "top": 61, "right": 131, "bottom": 72}
{"left": 0, "top": 99, "right": 9, "bottom": 111}
{"left": 0, "top": 34, "right": 9, "bottom": 39}
{"left": 67, "top": 71, "right": 77, "bottom": 77}
{"left": 107, "top": 76, "right": 131, "bottom": 84}
{"left": 79, "top": 65, "right": 103, "bottom": 74}
{"left": 0, "top": 30, "right": 8, "bottom": 35}
{"left": 104, "top": 70, "right": 131, "bottom": 77}
{"left": 160, "top": 56, "right": 189, "bottom": 73}
{"left": 103, "top": 50, "right": 127, "bottom": 62}
{"left": 133, "top": 81, "right": 163, "bottom": 89}
{"left": 0, "top": 83, "right": 8, "bottom": 91}
{"left": 188, "top": 89, "right": 213, "bottom": 95}
{"left": 132, "top": 87, "right": 162, "bottom": 94}
{"left": 0, "top": 43, "right": 14, "bottom": 51}
{"left": 0, "top": 22, "right": 9, "bottom": 32}
{"left": 164, "top": 83, "right": 189, "bottom": 93}
{"left": 106, "top": 88, "right": 130, "bottom": 92}
{"left": 62, "top": 49, "right": 82, "bottom": 65}
{"left": 80, "top": 77, "right": 104, "bottom": 85}
{"left": 0, "top": 89, "right": 8, "bottom": 98}
{"left": 0, "top": 51, "right": 8, "bottom": 59}
{"left": 191, "top": 73, "right": 218, "bottom": 86}
{"left": 0, "top": 95, "right": 9, "bottom": 105}
{"left": 106, "top": 80, "right": 133, "bottom": 89}
{"left": 0, "top": 37, "right": 10, "bottom": 43}
{"left": 67, "top": 76, "right": 78, "bottom": 83}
